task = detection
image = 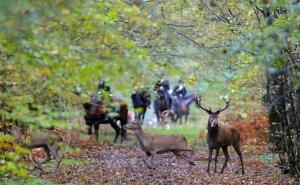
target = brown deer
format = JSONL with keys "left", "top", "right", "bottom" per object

{"left": 125, "top": 121, "right": 195, "bottom": 169}
{"left": 159, "top": 110, "right": 175, "bottom": 126}
{"left": 9, "top": 125, "right": 63, "bottom": 172}
{"left": 196, "top": 97, "right": 245, "bottom": 174}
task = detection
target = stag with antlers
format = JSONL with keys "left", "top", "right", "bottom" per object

{"left": 196, "top": 97, "right": 245, "bottom": 174}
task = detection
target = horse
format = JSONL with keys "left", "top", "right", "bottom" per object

{"left": 131, "top": 90, "right": 151, "bottom": 122}
{"left": 83, "top": 95, "right": 128, "bottom": 143}
{"left": 153, "top": 88, "right": 173, "bottom": 124}
{"left": 172, "top": 94, "right": 200, "bottom": 124}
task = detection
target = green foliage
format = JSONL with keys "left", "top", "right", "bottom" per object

{"left": 0, "top": 0, "right": 160, "bottom": 177}
{"left": 145, "top": 0, "right": 300, "bottom": 113}
{"left": 0, "top": 132, "right": 29, "bottom": 178}
{"left": 0, "top": 0, "right": 161, "bottom": 126}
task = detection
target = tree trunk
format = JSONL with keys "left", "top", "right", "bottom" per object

{"left": 266, "top": 52, "right": 300, "bottom": 178}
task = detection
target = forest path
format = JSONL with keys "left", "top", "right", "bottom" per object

{"left": 36, "top": 136, "right": 295, "bottom": 185}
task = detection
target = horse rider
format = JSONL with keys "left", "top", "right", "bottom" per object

{"left": 132, "top": 85, "right": 151, "bottom": 104}
{"left": 154, "top": 77, "right": 172, "bottom": 104}
{"left": 97, "top": 80, "right": 113, "bottom": 102}
{"left": 172, "top": 78, "right": 187, "bottom": 99}
{"left": 131, "top": 86, "right": 143, "bottom": 108}
{"left": 96, "top": 80, "right": 118, "bottom": 116}
{"left": 171, "top": 78, "right": 188, "bottom": 112}
{"left": 160, "top": 78, "right": 170, "bottom": 92}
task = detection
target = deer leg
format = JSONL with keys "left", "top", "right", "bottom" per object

{"left": 28, "top": 153, "right": 42, "bottom": 170}
{"left": 94, "top": 123, "right": 99, "bottom": 141}
{"left": 214, "top": 148, "right": 220, "bottom": 173}
{"left": 49, "top": 145, "right": 62, "bottom": 172}
{"left": 233, "top": 143, "right": 245, "bottom": 174}
{"left": 150, "top": 152, "right": 156, "bottom": 170}
{"left": 110, "top": 121, "right": 120, "bottom": 143}
{"left": 173, "top": 151, "right": 195, "bottom": 166}
{"left": 207, "top": 147, "right": 213, "bottom": 174}
{"left": 221, "top": 146, "right": 229, "bottom": 173}
{"left": 143, "top": 154, "right": 152, "bottom": 169}
{"left": 182, "top": 153, "right": 195, "bottom": 166}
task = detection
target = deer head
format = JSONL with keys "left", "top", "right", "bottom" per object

{"left": 196, "top": 97, "right": 230, "bottom": 128}
{"left": 9, "top": 125, "right": 27, "bottom": 144}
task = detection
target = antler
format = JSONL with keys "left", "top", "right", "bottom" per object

{"left": 216, "top": 97, "right": 231, "bottom": 114}
{"left": 196, "top": 96, "right": 212, "bottom": 114}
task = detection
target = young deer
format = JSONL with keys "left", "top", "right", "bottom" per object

{"left": 196, "top": 98, "right": 245, "bottom": 174}
{"left": 10, "top": 125, "right": 63, "bottom": 172}
{"left": 125, "top": 121, "right": 195, "bottom": 169}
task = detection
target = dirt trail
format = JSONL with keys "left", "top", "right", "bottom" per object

{"left": 36, "top": 139, "right": 295, "bottom": 185}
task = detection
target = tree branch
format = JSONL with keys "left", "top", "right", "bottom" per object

{"left": 176, "top": 32, "right": 227, "bottom": 50}
{"left": 164, "top": 22, "right": 195, "bottom": 28}
{"left": 199, "top": 0, "right": 230, "bottom": 24}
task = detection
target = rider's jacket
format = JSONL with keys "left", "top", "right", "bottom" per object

{"left": 172, "top": 85, "right": 187, "bottom": 98}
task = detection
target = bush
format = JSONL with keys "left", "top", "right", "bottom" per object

{"left": 0, "top": 123, "right": 29, "bottom": 177}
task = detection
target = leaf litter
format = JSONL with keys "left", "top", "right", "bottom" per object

{"left": 35, "top": 135, "right": 295, "bottom": 185}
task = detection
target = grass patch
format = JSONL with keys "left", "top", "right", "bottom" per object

{"left": 260, "top": 153, "right": 279, "bottom": 164}
{"left": 0, "top": 176, "right": 59, "bottom": 185}
{"left": 89, "top": 125, "right": 121, "bottom": 145}
{"left": 60, "top": 158, "right": 90, "bottom": 166}
{"left": 40, "top": 157, "right": 91, "bottom": 171}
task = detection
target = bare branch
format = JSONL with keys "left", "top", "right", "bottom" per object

{"left": 160, "top": 6, "right": 165, "bottom": 19}
{"left": 199, "top": 0, "right": 230, "bottom": 24}
{"left": 164, "top": 22, "right": 195, "bottom": 28}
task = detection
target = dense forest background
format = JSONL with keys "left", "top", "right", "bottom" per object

{"left": 0, "top": 0, "right": 299, "bottom": 182}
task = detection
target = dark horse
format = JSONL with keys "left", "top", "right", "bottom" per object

{"left": 83, "top": 96, "right": 128, "bottom": 143}
{"left": 153, "top": 88, "right": 173, "bottom": 124}
{"left": 173, "top": 94, "right": 200, "bottom": 124}
{"left": 131, "top": 90, "right": 151, "bottom": 122}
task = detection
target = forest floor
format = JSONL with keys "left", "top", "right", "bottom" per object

{"left": 28, "top": 126, "right": 296, "bottom": 185}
